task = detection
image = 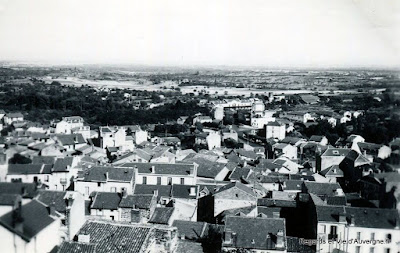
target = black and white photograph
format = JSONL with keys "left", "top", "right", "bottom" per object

{"left": 0, "top": 0, "right": 399, "bottom": 252}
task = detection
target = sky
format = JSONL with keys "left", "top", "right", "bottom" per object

{"left": 0, "top": 0, "right": 399, "bottom": 68}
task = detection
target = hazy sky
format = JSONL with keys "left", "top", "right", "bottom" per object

{"left": 0, "top": 0, "right": 399, "bottom": 68}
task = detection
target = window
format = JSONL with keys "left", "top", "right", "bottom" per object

{"left": 320, "top": 225, "right": 326, "bottom": 233}
{"left": 110, "top": 216, "right": 114, "bottom": 221}
{"left": 386, "top": 234, "right": 391, "bottom": 243}
{"left": 167, "top": 177, "right": 172, "bottom": 185}
{"left": 157, "top": 177, "right": 161, "bottom": 185}
{"left": 357, "top": 232, "right": 361, "bottom": 240}
{"left": 85, "top": 186, "right": 89, "bottom": 196}
{"left": 329, "top": 226, "right": 337, "bottom": 240}
{"left": 385, "top": 248, "right": 390, "bottom": 253}
{"left": 180, "top": 178, "right": 185, "bottom": 185}
{"left": 110, "top": 187, "right": 116, "bottom": 192}
{"left": 369, "top": 247, "right": 374, "bottom": 253}
{"left": 142, "top": 176, "right": 147, "bottom": 185}
{"left": 45, "top": 175, "right": 49, "bottom": 182}
{"left": 370, "top": 233, "right": 375, "bottom": 240}
{"left": 97, "top": 182, "right": 101, "bottom": 187}
{"left": 355, "top": 246, "right": 361, "bottom": 253}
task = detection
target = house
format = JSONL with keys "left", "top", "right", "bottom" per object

{"left": 119, "top": 193, "right": 157, "bottom": 223}
{"left": 36, "top": 190, "right": 85, "bottom": 241}
{"left": 149, "top": 207, "right": 176, "bottom": 225}
{"left": 172, "top": 220, "right": 208, "bottom": 240}
{"left": 195, "top": 131, "right": 221, "bottom": 150}
{"left": 53, "top": 134, "right": 87, "bottom": 152}
{"left": 99, "top": 126, "right": 126, "bottom": 149}
{"left": 193, "top": 115, "right": 213, "bottom": 124}
{"left": 55, "top": 116, "right": 84, "bottom": 135}
{"left": 213, "top": 182, "right": 257, "bottom": 217}
{"left": 318, "top": 148, "right": 351, "bottom": 172}
{"left": 0, "top": 200, "right": 61, "bottom": 253}
{"left": 74, "top": 166, "right": 134, "bottom": 199}
{"left": 6, "top": 163, "right": 52, "bottom": 186}
{"left": 250, "top": 113, "right": 275, "bottom": 129}
{"left": 222, "top": 215, "right": 287, "bottom": 252}
{"left": 125, "top": 125, "right": 149, "bottom": 145}
{"left": 352, "top": 142, "right": 392, "bottom": 161}
{"left": 282, "top": 111, "right": 314, "bottom": 123}
{"left": 75, "top": 220, "right": 178, "bottom": 252}
{"left": 4, "top": 112, "right": 24, "bottom": 125}
{"left": 315, "top": 205, "right": 400, "bottom": 253}
{"left": 266, "top": 121, "right": 286, "bottom": 140}
{"left": 112, "top": 149, "right": 152, "bottom": 164}
{"left": 89, "top": 191, "right": 122, "bottom": 221}
{"left": 319, "top": 165, "right": 344, "bottom": 183}
{"left": 125, "top": 162, "right": 197, "bottom": 186}
{"left": 49, "top": 157, "right": 79, "bottom": 191}
{"left": 272, "top": 143, "right": 297, "bottom": 160}
{"left": 309, "top": 135, "right": 328, "bottom": 146}
{"left": 221, "top": 127, "right": 238, "bottom": 142}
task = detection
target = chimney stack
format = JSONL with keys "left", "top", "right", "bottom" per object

{"left": 12, "top": 200, "right": 24, "bottom": 233}
{"left": 350, "top": 214, "right": 355, "bottom": 226}
{"left": 47, "top": 202, "right": 56, "bottom": 216}
{"left": 276, "top": 230, "right": 285, "bottom": 248}
{"left": 189, "top": 187, "right": 196, "bottom": 197}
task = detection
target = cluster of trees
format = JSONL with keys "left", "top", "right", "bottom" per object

{"left": 0, "top": 83, "right": 210, "bottom": 128}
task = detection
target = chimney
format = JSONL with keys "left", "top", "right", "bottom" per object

{"left": 12, "top": 200, "right": 24, "bottom": 233}
{"left": 395, "top": 218, "right": 400, "bottom": 230}
{"left": 224, "top": 230, "right": 232, "bottom": 244}
{"left": 273, "top": 211, "right": 280, "bottom": 219}
{"left": 122, "top": 188, "right": 127, "bottom": 197}
{"left": 276, "top": 230, "right": 284, "bottom": 248}
{"left": 189, "top": 187, "right": 196, "bottom": 197}
{"left": 339, "top": 211, "right": 347, "bottom": 223}
{"left": 189, "top": 167, "right": 194, "bottom": 175}
{"left": 335, "top": 188, "right": 344, "bottom": 196}
{"left": 153, "top": 190, "right": 159, "bottom": 197}
{"left": 151, "top": 165, "right": 155, "bottom": 173}
{"left": 47, "top": 202, "right": 56, "bottom": 216}
{"left": 350, "top": 215, "right": 355, "bottom": 226}
{"left": 78, "top": 234, "right": 90, "bottom": 243}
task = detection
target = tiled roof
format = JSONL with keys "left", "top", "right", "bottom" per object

{"left": 172, "top": 220, "right": 207, "bottom": 240}
{"left": 321, "top": 148, "right": 350, "bottom": 157}
{"left": 76, "top": 220, "right": 151, "bottom": 253}
{"left": 215, "top": 182, "right": 256, "bottom": 197}
{"left": 266, "top": 121, "right": 283, "bottom": 127}
{"left": 0, "top": 182, "right": 38, "bottom": 198}
{"left": 0, "top": 193, "right": 20, "bottom": 206}
{"left": 316, "top": 205, "right": 400, "bottom": 229}
{"left": 122, "top": 162, "right": 195, "bottom": 176}
{"left": 53, "top": 157, "right": 74, "bottom": 172}
{"left": 91, "top": 192, "right": 122, "bottom": 210}
{"left": 8, "top": 164, "right": 46, "bottom": 175}
{"left": 32, "top": 156, "right": 56, "bottom": 165}
{"left": 309, "top": 135, "right": 325, "bottom": 142}
{"left": 257, "top": 198, "right": 297, "bottom": 208}
{"left": 119, "top": 194, "right": 154, "bottom": 209}
{"left": 171, "top": 185, "right": 198, "bottom": 199}
{"left": 320, "top": 165, "right": 344, "bottom": 177}
{"left": 0, "top": 200, "right": 56, "bottom": 242}
{"left": 304, "top": 182, "right": 341, "bottom": 197}
{"left": 229, "top": 167, "right": 252, "bottom": 181}
{"left": 6, "top": 112, "right": 23, "bottom": 118}
{"left": 183, "top": 159, "right": 223, "bottom": 178}
{"left": 37, "top": 190, "right": 69, "bottom": 213}
{"left": 235, "top": 149, "right": 259, "bottom": 159}
{"left": 82, "top": 166, "right": 134, "bottom": 182}
{"left": 57, "top": 241, "right": 96, "bottom": 253}
{"left": 284, "top": 180, "right": 304, "bottom": 191}
{"left": 326, "top": 196, "right": 347, "bottom": 206}
{"left": 55, "top": 134, "right": 86, "bottom": 146}
{"left": 149, "top": 207, "right": 174, "bottom": 224}
{"left": 176, "top": 240, "right": 204, "bottom": 253}
{"left": 224, "top": 216, "right": 286, "bottom": 250}
{"left": 133, "top": 185, "right": 172, "bottom": 198}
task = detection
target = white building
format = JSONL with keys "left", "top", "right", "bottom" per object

{"left": 315, "top": 204, "right": 400, "bottom": 253}
{"left": 74, "top": 166, "right": 135, "bottom": 199}
{"left": 55, "top": 116, "right": 85, "bottom": 134}
{"left": 0, "top": 200, "right": 62, "bottom": 253}
{"left": 100, "top": 126, "right": 126, "bottom": 149}
{"left": 266, "top": 121, "right": 286, "bottom": 140}
{"left": 125, "top": 162, "right": 198, "bottom": 186}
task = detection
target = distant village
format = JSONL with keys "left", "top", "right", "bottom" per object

{"left": 0, "top": 86, "right": 399, "bottom": 253}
